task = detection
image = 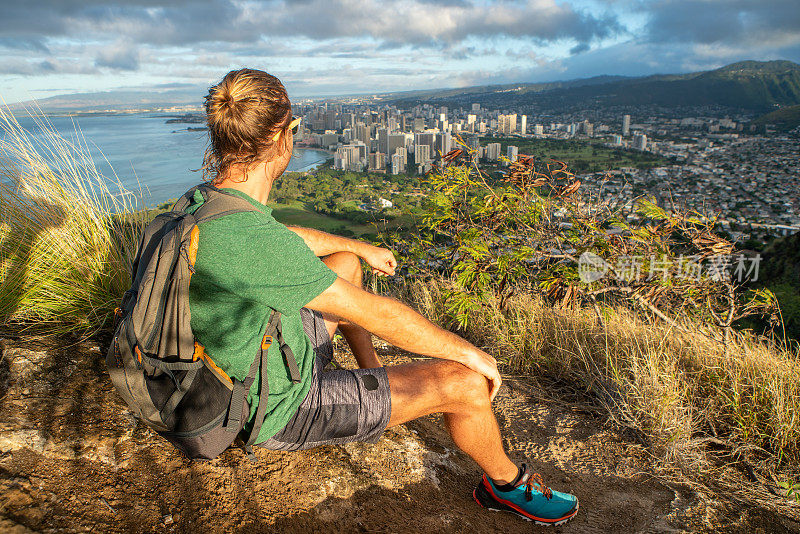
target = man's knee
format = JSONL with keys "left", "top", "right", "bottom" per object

{"left": 324, "top": 251, "right": 362, "bottom": 286}
{"left": 436, "top": 361, "right": 491, "bottom": 409}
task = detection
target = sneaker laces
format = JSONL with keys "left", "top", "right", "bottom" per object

{"left": 524, "top": 472, "right": 553, "bottom": 501}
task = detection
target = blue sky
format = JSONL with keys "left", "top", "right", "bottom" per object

{"left": 1, "top": 0, "right": 799, "bottom": 104}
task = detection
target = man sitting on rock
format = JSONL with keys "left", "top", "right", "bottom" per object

{"left": 189, "top": 68, "right": 578, "bottom": 526}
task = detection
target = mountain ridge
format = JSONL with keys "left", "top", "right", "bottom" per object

{"left": 383, "top": 60, "right": 800, "bottom": 113}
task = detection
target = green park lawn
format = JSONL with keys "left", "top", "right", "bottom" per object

{"left": 267, "top": 200, "right": 378, "bottom": 236}
{"left": 482, "top": 136, "right": 670, "bottom": 173}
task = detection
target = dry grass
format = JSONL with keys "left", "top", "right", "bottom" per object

{"left": 0, "top": 107, "right": 145, "bottom": 336}
{"left": 399, "top": 278, "right": 800, "bottom": 479}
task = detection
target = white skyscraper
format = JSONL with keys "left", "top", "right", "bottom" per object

{"left": 485, "top": 143, "right": 501, "bottom": 161}
{"left": 394, "top": 146, "right": 407, "bottom": 165}
{"left": 334, "top": 148, "right": 348, "bottom": 170}
{"left": 506, "top": 145, "right": 518, "bottom": 163}
{"left": 498, "top": 114, "right": 517, "bottom": 135}
{"left": 391, "top": 153, "right": 405, "bottom": 175}
{"left": 520, "top": 115, "right": 527, "bottom": 135}
{"left": 622, "top": 114, "right": 631, "bottom": 136}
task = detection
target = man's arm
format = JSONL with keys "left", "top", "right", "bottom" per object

{"left": 287, "top": 226, "right": 397, "bottom": 276}
{"left": 306, "top": 277, "right": 501, "bottom": 400}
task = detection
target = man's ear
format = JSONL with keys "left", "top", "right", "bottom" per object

{"left": 283, "top": 131, "right": 292, "bottom": 154}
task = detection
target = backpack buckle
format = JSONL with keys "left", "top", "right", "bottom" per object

{"left": 261, "top": 335, "right": 273, "bottom": 350}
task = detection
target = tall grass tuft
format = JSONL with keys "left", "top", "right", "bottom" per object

{"left": 0, "top": 108, "right": 145, "bottom": 336}
{"left": 399, "top": 278, "right": 800, "bottom": 477}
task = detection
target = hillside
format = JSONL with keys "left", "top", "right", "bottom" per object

{"left": 385, "top": 60, "right": 800, "bottom": 113}
{"left": 748, "top": 232, "right": 800, "bottom": 342}
{"left": 752, "top": 104, "right": 800, "bottom": 132}
{"left": 2, "top": 328, "right": 797, "bottom": 533}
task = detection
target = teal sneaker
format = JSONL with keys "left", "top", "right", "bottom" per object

{"left": 473, "top": 464, "right": 578, "bottom": 526}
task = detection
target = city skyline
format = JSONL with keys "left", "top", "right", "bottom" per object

{"left": 1, "top": 0, "right": 799, "bottom": 105}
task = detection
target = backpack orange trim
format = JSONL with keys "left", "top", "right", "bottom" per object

{"left": 196, "top": 343, "right": 233, "bottom": 386}
{"left": 187, "top": 225, "right": 200, "bottom": 279}
{"left": 187, "top": 226, "right": 232, "bottom": 386}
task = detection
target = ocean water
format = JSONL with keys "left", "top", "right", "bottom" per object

{"left": 5, "top": 112, "right": 330, "bottom": 206}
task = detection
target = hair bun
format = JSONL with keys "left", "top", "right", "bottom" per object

{"left": 203, "top": 68, "right": 292, "bottom": 181}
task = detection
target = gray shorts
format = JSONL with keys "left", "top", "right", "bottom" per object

{"left": 258, "top": 308, "right": 392, "bottom": 451}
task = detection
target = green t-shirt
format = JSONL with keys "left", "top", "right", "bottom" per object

{"left": 187, "top": 188, "right": 337, "bottom": 443}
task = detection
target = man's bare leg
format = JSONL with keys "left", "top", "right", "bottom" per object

{"left": 320, "top": 252, "right": 382, "bottom": 368}
{"left": 387, "top": 359, "right": 519, "bottom": 484}
{"left": 320, "top": 253, "right": 516, "bottom": 482}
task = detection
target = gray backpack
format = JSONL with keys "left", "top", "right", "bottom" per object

{"left": 106, "top": 184, "right": 300, "bottom": 460}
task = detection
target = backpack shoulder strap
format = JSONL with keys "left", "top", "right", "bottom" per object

{"left": 234, "top": 309, "right": 303, "bottom": 461}
{"left": 173, "top": 184, "right": 264, "bottom": 224}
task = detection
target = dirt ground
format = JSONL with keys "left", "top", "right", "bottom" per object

{"left": 1, "top": 331, "right": 799, "bottom": 533}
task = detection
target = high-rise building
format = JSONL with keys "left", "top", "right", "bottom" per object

{"left": 467, "top": 114, "right": 476, "bottom": 125}
{"left": 353, "top": 141, "right": 368, "bottom": 162}
{"left": 321, "top": 132, "right": 339, "bottom": 147}
{"left": 334, "top": 148, "right": 347, "bottom": 170}
{"left": 415, "top": 144, "right": 431, "bottom": 165}
{"left": 387, "top": 133, "right": 405, "bottom": 159}
{"left": 377, "top": 128, "right": 388, "bottom": 155}
{"left": 324, "top": 110, "right": 337, "bottom": 130}
{"left": 506, "top": 145, "right": 518, "bottom": 163}
{"left": 394, "top": 146, "right": 407, "bottom": 165}
{"left": 414, "top": 132, "right": 436, "bottom": 155}
{"left": 355, "top": 123, "right": 370, "bottom": 147}
{"left": 520, "top": 115, "right": 527, "bottom": 135}
{"left": 413, "top": 118, "right": 425, "bottom": 132}
{"left": 471, "top": 103, "right": 480, "bottom": 112}
{"left": 632, "top": 133, "right": 648, "bottom": 150}
{"left": 436, "top": 130, "right": 452, "bottom": 156}
{"left": 391, "top": 153, "right": 405, "bottom": 175}
{"left": 622, "top": 114, "right": 631, "bottom": 136}
{"left": 612, "top": 135, "right": 623, "bottom": 146}
{"left": 533, "top": 124, "right": 544, "bottom": 136}
{"left": 368, "top": 152, "right": 386, "bottom": 170}
{"left": 498, "top": 114, "right": 517, "bottom": 135}
{"left": 485, "top": 143, "right": 501, "bottom": 161}
{"left": 334, "top": 144, "right": 365, "bottom": 171}
{"left": 346, "top": 144, "right": 363, "bottom": 171}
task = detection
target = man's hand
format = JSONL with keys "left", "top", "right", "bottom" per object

{"left": 360, "top": 245, "right": 397, "bottom": 277}
{"left": 461, "top": 347, "right": 502, "bottom": 401}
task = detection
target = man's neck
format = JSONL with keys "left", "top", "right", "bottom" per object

{"left": 215, "top": 163, "right": 277, "bottom": 205}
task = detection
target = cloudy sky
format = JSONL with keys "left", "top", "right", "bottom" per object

{"left": 1, "top": 0, "right": 799, "bottom": 104}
